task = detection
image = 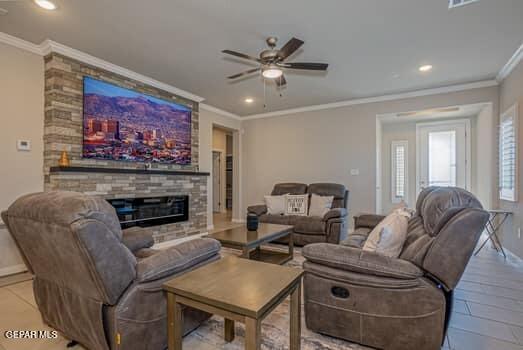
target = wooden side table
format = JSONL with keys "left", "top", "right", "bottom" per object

{"left": 163, "top": 256, "right": 303, "bottom": 350}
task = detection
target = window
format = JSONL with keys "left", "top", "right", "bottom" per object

{"left": 499, "top": 104, "right": 518, "bottom": 201}
{"left": 391, "top": 140, "right": 408, "bottom": 204}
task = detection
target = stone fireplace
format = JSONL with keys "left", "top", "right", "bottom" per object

{"left": 44, "top": 53, "right": 208, "bottom": 243}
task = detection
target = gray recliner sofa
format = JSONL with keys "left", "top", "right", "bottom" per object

{"left": 247, "top": 183, "right": 349, "bottom": 246}
{"left": 1, "top": 191, "right": 221, "bottom": 350}
{"left": 302, "top": 187, "right": 488, "bottom": 350}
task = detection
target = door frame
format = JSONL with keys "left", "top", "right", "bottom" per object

{"left": 212, "top": 150, "right": 222, "bottom": 213}
{"left": 415, "top": 119, "right": 471, "bottom": 194}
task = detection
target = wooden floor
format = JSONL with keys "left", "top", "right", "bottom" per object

{"left": 0, "top": 238, "right": 522, "bottom": 349}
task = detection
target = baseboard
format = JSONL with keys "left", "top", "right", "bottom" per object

{"left": 0, "top": 264, "right": 27, "bottom": 277}
{"left": 231, "top": 218, "right": 245, "bottom": 223}
{"left": 207, "top": 225, "right": 215, "bottom": 230}
{"left": 153, "top": 232, "right": 208, "bottom": 249}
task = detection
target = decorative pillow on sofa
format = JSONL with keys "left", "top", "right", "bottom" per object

{"left": 308, "top": 194, "right": 334, "bottom": 217}
{"left": 284, "top": 194, "right": 309, "bottom": 216}
{"left": 264, "top": 195, "right": 287, "bottom": 215}
{"left": 362, "top": 209, "right": 412, "bottom": 258}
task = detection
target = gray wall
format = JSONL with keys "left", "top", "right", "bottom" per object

{"left": 499, "top": 59, "right": 523, "bottom": 258}
{"left": 241, "top": 86, "right": 499, "bottom": 230}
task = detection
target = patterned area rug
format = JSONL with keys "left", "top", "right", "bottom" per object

{"left": 182, "top": 245, "right": 370, "bottom": 350}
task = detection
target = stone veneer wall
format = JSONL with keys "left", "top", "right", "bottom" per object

{"left": 43, "top": 52, "right": 200, "bottom": 183}
{"left": 44, "top": 52, "right": 207, "bottom": 242}
{"left": 49, "top": 171, "right": 207, "bottom": 242}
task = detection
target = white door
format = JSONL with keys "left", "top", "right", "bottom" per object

{"left": 416, "top": 120, "right": 470, "bottom": 194}
{"left": 212, "top": 151, "right": 221, "bottom": 212}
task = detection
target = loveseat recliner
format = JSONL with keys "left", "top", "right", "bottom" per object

{"left": 2, "top": 191, "right": 221, "bottom": 350}
{"left": 302, "top": 187, "right": 488, "bottom": 350}
{"left": 247, "top": 183, "right": 349, "bottom": 245}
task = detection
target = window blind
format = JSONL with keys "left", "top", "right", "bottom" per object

{"left": 499, "top": 104, "right": 518, "bottom": 201}
{"left": 391, "top": 141, "right": 408, "bottom": 203}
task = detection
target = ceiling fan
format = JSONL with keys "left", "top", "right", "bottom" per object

{"left": 222, "top": 37, "right": 328, "bottom": 88}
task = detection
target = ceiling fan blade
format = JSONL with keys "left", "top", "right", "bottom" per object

{"left": 222, "top": 50, "right": 261, "bottom": 63}
{"left": 275, "top": 74, "right": 287, "bottom": 87}
{"left": 278, "top": 37, "right": 304, "bottom": 59}
{"left": 279, "top": 62, "right": 328, "bottom": 71}
{"left": 227, "top": 67, "right": 261, "bottom": 79}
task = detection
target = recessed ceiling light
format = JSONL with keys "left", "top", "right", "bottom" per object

{"left": 245, "top": 98, "right": 254, "bottom": 104}
{"left": 34, "top": 0, "right": 57, "bottom": 10}
{"left": 419, "top": 65, "right": 433, "bottom": 72}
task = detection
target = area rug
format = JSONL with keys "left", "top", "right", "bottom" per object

{"left": 182, "top": 245, "right": 370, "bottom": 350}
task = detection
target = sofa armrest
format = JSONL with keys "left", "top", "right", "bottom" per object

{"left": 136, "top": 238, "right": 221, "bottom": 283}
{"left": 121, "top": 227, "right": 154, "bottom": 252}
{"left": 247, "top": 204, "right": 267, "bottom": 216}
{"left": 354, "top": 213, "right": 386, "bottom": 229}
{"left": 302, "top": 243, "right": 422, "bottom": 280}
{"left": 323, "top": 207, "right": 348, "bottom": 221}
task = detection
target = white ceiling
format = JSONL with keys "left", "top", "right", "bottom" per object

{"left": 0, "top": 0, "right": 522, "bottom": 116}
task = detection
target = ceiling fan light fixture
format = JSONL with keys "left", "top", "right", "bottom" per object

{"left": 262, "top": 66, "right": 283, "bottom": 79}
{"left": 34, "top": 0, "right": 57, "bottom": 10}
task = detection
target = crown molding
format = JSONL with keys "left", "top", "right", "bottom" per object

{"left": 200, "top": 103, "right": 241, "bottom": 120}
{"left": 40, "top": 39, "right": 205, "bottom": 103}
{"left": 242, "top": 80, "right": 498, "bottom": 120}
{"left": 497, "top": 42, "right": 523, "bottom": 82}
{"left": 0, "top": 32, "right": 44, "bottom": 55}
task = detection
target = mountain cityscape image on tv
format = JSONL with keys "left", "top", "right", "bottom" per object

{"left": 82, "top": 76, "right": 192, "bottom": 165}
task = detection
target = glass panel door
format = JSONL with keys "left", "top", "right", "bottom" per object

{"left": 428, "top": 130, "right": 457, "bottom": 187}
{"left": 417, "top": 120, "right": 470, "bottom": 194}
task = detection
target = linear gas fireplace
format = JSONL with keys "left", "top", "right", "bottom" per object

{"left": 107, "top": 196, "right": 189, "bottom": 229}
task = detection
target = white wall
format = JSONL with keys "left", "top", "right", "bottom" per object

{"left": 241, "top": 86, "right": 499, "bottom": 228}
{"left": 199, "top": 108, "right": 242, "bottom": 228}
{"left": 0, "top": 43, "right": 44, "bottom": 275}
{"left": 499, "top": 59, "right": 523, "bottom": 258}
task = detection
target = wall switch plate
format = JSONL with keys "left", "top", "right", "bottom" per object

{"left": 350, "top": 169, "right": 360, "bottom": 176}
{"left": 17, "top": 140, "right": 31, "bottom": 151}
{"left": 518, "top": 228, "right": 521, "bottom": 239}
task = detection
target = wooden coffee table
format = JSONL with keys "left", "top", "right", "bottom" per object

{"left": 208, "top": 223, "right": 294, "bottom": 265}
{"left": 163, "top": 256, "right": 303, "bottom": 350}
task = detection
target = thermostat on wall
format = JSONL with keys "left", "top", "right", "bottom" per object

{"left": 17, "top": 140, "right": 31, "bottom": 151}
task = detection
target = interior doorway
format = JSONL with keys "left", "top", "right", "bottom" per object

{"left": 212, "top": 126, "right": 237, "bottom": 231}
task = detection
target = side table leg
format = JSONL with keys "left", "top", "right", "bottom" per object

{"left": 167, "top": 293, "right": 183, "bottom": 350}
{"left": 290, "top": 282, "right": 301, "bottom": 350}
{"left": 224, "top": 318, "right": 235, "bottom": 342}
{"left": 288, "top": 232, "right": 294, "bottom": 258}
{"left": 245, "top": 317, "right": 261, "bottom": 350}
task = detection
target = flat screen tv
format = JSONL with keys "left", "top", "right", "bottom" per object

{"left": 82, "top": 76, "right": 192, "bottom": 165}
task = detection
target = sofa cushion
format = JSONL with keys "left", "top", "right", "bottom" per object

{"left": 264, "top": 195, "right": 286, "bottom": 215}
{"left": 308, "top": 183, "right": 347, "bottom": 208}
{"left": 294, "top": 216, "right": 326, "bottom": 234}
{"left": 308, "top": 194, "right": 334, "bottom": 217}
{"left": 136, "top": 238, "right": 221, "bottom": 283}
{"left": 284, "top": 194, "right": 309, "bottom": 216}
{"left": 271, "top": 183, "right": 307, "bottom": 195}
{"left": 259, "top": 214, "right": 300, "bottom": 226}
{"left": 420, "top": 187, "right": 482, "bottom": 236}
{"left": 342, "top": 227, "right": 371, "bottom": 248}
{"left": 363, "top": 209, "right": 410, "bottom": 258}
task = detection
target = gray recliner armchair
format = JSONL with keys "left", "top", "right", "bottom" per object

{"left": 247, "top": 183, "right": 349, "bottom": 245}
{"left": 2, "top": 191, "right": 221, "bottom": 350}
{"left": 302, "top": 187, "right": 488, "bottom": 350}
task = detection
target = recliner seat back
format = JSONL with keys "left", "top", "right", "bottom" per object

{"left": 307, "top": 183, "right": 348, "bottom": 209}
{"left": 399, "top": 187, "right": 488, "bottom": 290}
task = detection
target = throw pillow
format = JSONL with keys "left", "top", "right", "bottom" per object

{"left": 264, "top": 195, "right": 286, "bottom": 215}
{"left": 308, "top": 194, "right": 334, "bottom": 217}
{"left": 362, "top": 209, "right": 410, "bottom": 258}
{"left": 284, "top": 194, "right": 309, "bottom": 216}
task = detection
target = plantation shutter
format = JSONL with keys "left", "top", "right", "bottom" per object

{"left": 499, "top": 104, "right": 518, "bottom": 201}
{"left": 391, "top": 141, "right": 408, "bottom": 203}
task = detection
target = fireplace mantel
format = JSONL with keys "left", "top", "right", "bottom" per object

{"left": 49, "top": 166, "right": 210, "bottom": 177}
